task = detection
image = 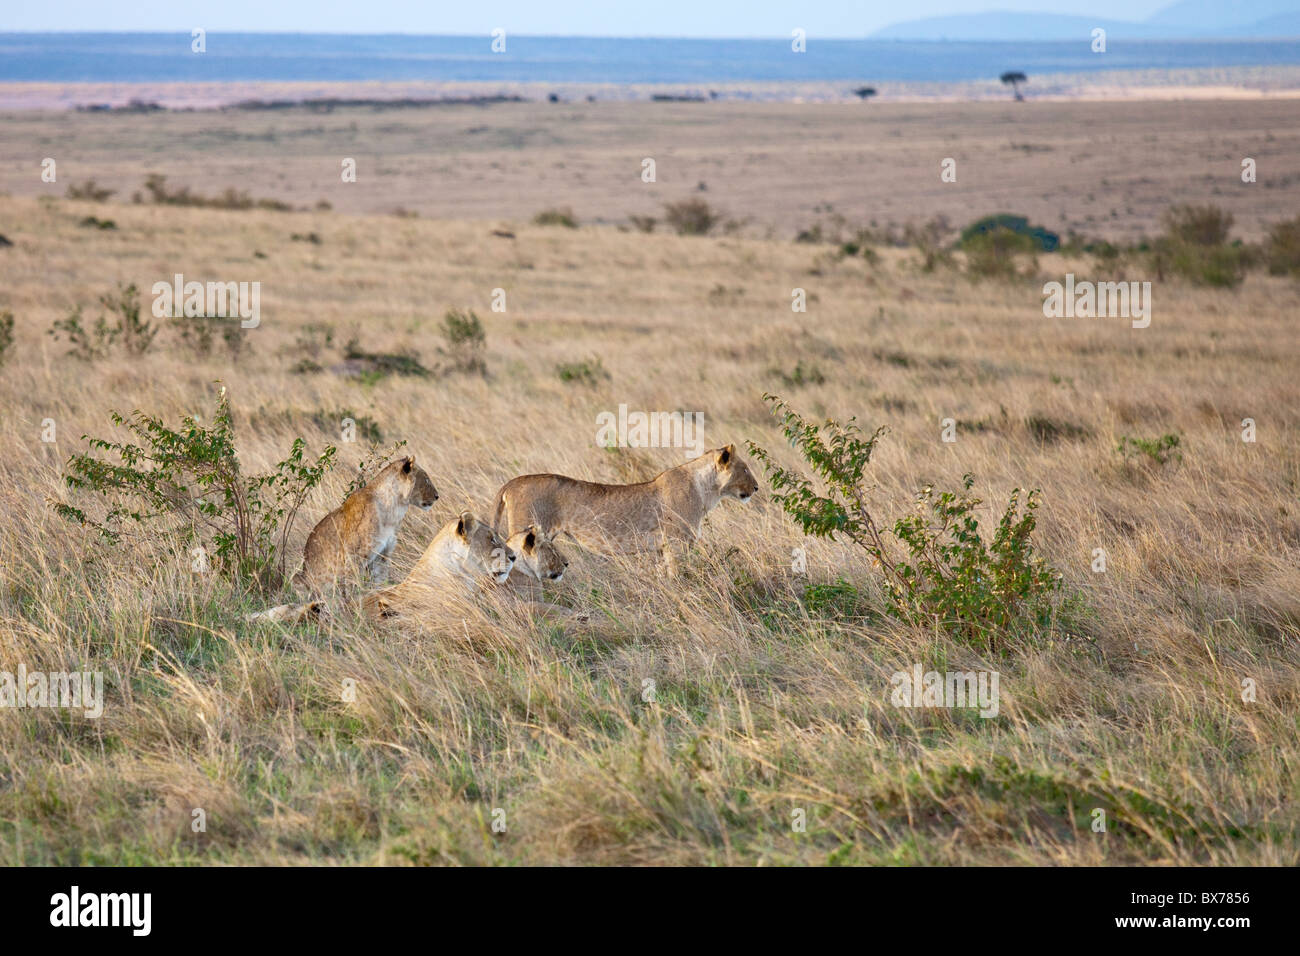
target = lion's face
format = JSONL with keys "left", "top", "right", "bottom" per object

{"left": 506, "top": 526, "right": 569, "bottom": 582}
{"left": 456, "top": 511, "right": 516, "bottom": 583}
{"left": 393, "top": 456, "right": 439, "bottom": 510}
{"left": 715, "top": 444, "right": 759, "bottom": 502}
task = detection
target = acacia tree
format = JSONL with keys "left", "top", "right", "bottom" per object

{"left": 1000, "top": 71, "right": 1027, "bottom": 101}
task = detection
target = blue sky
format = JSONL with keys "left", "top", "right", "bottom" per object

{"left": 2, "top": 1, "right": 1176, "bottom": 37}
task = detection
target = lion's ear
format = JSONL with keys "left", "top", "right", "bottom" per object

{"left": 524, "top": 529, "right": 536, "bottom": 551}
{"left": 402, "top": 456, "right": 414, "bottom": 474}
{"left": 457, "top": 511, "right": 476, "bottom": 538}
{"left": 717, "top": 446, "right": 731, "bottom": 466}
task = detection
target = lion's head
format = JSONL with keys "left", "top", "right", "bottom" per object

{"left": 381, "top": 455, "right": 439, "bottom": 510}
{"left": 506, "top": 525, "right": 569, "bottom": 582}
{"left": 714, "top": 444, "right": 759, "bottom": 502}
{"left": 454, "top": 510, "right": 516, "bottom": 583}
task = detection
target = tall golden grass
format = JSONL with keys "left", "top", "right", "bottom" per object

{"left": 0, "top": 143, "right": 1297, "bottom": 863}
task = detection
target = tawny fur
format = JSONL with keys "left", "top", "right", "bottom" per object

{"left": 491, "top": 444, "right": 758, "bottom": 569}
{"left": 294, "top": 456, "right": 437, "bottom": 595}
{"left": 363, "top": 511, "right": 514, "bottom": 619}
{"left": 498, "top": 526, "right": 569, "bottom": 601}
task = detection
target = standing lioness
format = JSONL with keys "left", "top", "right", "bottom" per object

{"left": 492, "top": 444, "right": 758, "bottom": 570}
{"left": 294, "top": 455, "right": 438, "bottom": 594}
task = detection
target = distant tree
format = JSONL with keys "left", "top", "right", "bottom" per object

{"left": 1000, "top": 71, "right": 1027, "bottom": 101}
{"left": 853, "top": 86, "right": 877, "bottom": 101}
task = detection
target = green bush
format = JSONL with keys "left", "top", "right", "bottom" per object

{"left": 1162, "top": 204, "right": 1233, "bottom": 246}
{"left": 960, "top": 214, "right": 1059, "bottom": 252}
{"left": 440, "top": 308, "right": 487, "bottom": 375}
{"left": 962, "top": 227, "right": 1039, "bottom": 280}
{"left": 173, "top": 313, "right": 245, "bottom": 358}
{"left": 533, "top": 207, "right": 578, "bottom": 228}
{"left": 66, "top": 179, "right": 115, "bottom": 201}
{"left": 1118, "top": 433, "right": 1182, "bottom": 467}
{"left": 48, "top": 283, "right": 156, "bottom": 360}
{"left": 556, "top": 356, "right": 609, "bottom": 385}
{"left": 1264, "top": 215, "right": 1300, "bottom": 278}
{"left": 52, "top": 385, "right": 336, "bottom": 590}
{"left": 748, "top": 395, "right": 1061, "bottom": 649}
{"left": 663, "top": 198, "right": 720, "bottom": 236}
{"left": 1151, "top": 204, "right": 1249, "bottom": 287}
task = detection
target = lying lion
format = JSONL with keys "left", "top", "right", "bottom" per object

{"left": 491, "top": 444, "right": 758, "bottom": 573}
{"left": 362, "top": 510, "right": 515, "bottom": 619}
{"left": 293, "top": 455, "right": 438, "bottom": 595}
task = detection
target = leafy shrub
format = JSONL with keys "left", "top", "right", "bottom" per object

{"left": 1162, "top": 204, "right": 1233, "bottom": 246}
{"left": 1152, "top": 204, "right": 1248, "bottom": 287}
{"left": 534, "top": 207, "right": 578, "bottom": 228}
{"left": 962, "top": 227, "right": 1040, "bottom": 280}
{"left": 66, "top": 179, "right": 116, "bottom": 201}
{"left": 172, "top": 313, "right": 245, "bottom": 358}
{"left": 139, "top": 173, "right": 292, "bottom": 211}
{"left": 556, "top": 357, "right": 609, "bottom": 386}
{"left": 748, "top": 395, "right": 1061, "bottom": 649}
{"left": 48, "top": 283, "right": 156, "bottom": 360}
{"left": 440, "top": 308, "right": 486, "bottom": 375}
{"left": 960, "top": 214, "right": 1059, "bottom": 252}
{"left": 78, "top": 215, "right": 116, "bottom": 229}
{"left": 52, "top": 385, "right": 336, "bottom": 589}
{"left": 1118, "top": 433, "right": 1182, "bottom": 467}
{"left": 1264, "top": 215, "right": 1300, "bottom": 278}
{"left": 663, "top": 198, "right": 720, "bottom": 236}
{"left": 1166, "top": 242, "right": 1249, "bottom": 288}
{"left": 628, "top": 215, "right": 656, "bottom": 233}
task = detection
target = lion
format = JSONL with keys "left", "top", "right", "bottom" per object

{"left": 491, "top": 444, "right": 758, "bottom": 573}
{"left": 293, "top": 455, "right": 438, "bottom": 595}
{"left": 363, "top": 510, "right": 515, "bottom": 619}
{"left": 499, "top": 525, "right": 569, "bottom": 601}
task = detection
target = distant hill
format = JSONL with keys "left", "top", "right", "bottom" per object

{"left": 874, "top": 0, "right": 1300, "bottom": 40}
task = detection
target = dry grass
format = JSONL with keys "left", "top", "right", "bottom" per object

{"left": 4, "top": 97, "right": 1300, "bottom": 240}
{"left": 0, "top": 100, "right": 1299, "bottom": 865}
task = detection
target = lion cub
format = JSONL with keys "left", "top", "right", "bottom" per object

{"left": 363, "top": 510, "right": 515, "bottom": 619}
{"left": 491, "top": 444, "right": 758, "bottom": 572}
{"left": 294, "top": 455, "right": 438, "bottom": 594}
{"left": 500, "top": 525, "right": 569, "bottom": 601}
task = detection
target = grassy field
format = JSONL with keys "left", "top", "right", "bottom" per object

{"left": 4, "top": 97, "right": 1300, "bottom": 238}
{"left": 0, "top": 99, "right": 1299, "bottom": 865}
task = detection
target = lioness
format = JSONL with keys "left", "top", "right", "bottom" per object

{"left": 363, "top": 510, "right": 515, "bottom": 619}
{"left": 491, "top": 444, "right": 758, "bottom": 572}
{"left": 500, "top": 525, "right": 569, "bottom": 601}
{"left": 294, "top": 455, "right": 438, "bottom": 594}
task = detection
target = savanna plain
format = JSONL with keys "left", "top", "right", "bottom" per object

{"left": 0, "top": 97, "right": 1298, "bottom": 864}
